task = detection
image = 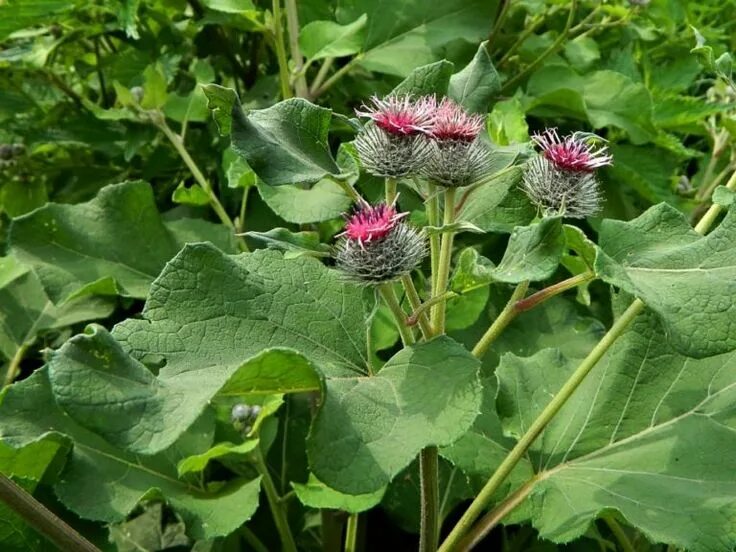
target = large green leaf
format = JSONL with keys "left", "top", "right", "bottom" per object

{"left": 0, "top": 258, "right": 113, "bottom": 361}
{"left": 257, "top": 178, "right": 352, "bottom": 224}
{"left": 292, "top": 474, "right": 385, "bottom": 513}
{"left": 391, "top": 60, "right": 454, "bottom": 97}
{"left": 448, "top": 41, "right": 500, "bottom": 114}
{"left": 47, "top": 325, "right": 321, "bottom": 454}
{"left": 307, "top": 336, "right": 481, "bottom": 494}
{"left": 335, "top": 0, "right": 497, "bottom": 76}
{"left": 596, "top": 203, "right": 736, "bottom": 357}
{"left": 496, "top": 305, "right": 736, "bottom": 551}
{"left": 0, "top": 369, "right": 261, "bottom": 540}
{"left": 456, "top": 165, "right": 535, "bottom": 233}
{"left": 9, "top": 181, "right": 234, "bottom": 304}
{"left": 492, "top": 218, "right": 565, "bottom": 283}
{"left": 299, "top": 14, "right": 367, "bottom": 62}
{"left": 230, "top": 98, "right": 340, "bottom": 186}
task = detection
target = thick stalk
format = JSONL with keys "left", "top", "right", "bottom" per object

{"left": 400, "top": 274, "right": 433, "bottom": 339}
{"left": 455, "top": 477, "right": 538, "bottom": 551}
{"left": 4, "top": 343, "right": 29, "bottom": 388}
{"left": 439, "top": 298, "right": 646, "bottom": 552}
{"left": 156, "top": 119, "right": 249, "bottom": 252}
{"left": 694, "top": 169, "right": 736, "bottom": 234}
{"left": 514, "top": 271, "right": 594, "bottom": 313}
{"left": 270, "top": 0, "right": 292, "bottom": 99}
{"left": 379, "top": 284, "right": 415, "bottom": 346}
{"left": 602, "top": 514, "right": 636, "bottom": 552}
{"left": 0, "top": 474, "right": 100, "bottom": 552}
{"left": 426, "top": 183, "right": 441, "bottom": 293}
{"left": 344, "top": 513, "right": 359, "bottom": 552}
{"left": 284, "top": 0, "right": 308, "bottom": 97}
{"left": 253, "top": 449, "right": 297, "bottom": 552}
{"left": 431, "top": 188, "right": 457, "bottom": 334}
{"left": 311, "top": 56, "right": 362, "bottom": 98}
{"left": 407, "top": 292, "right": 457, "bottom": 328}
{"left": 419, "top": 446, "right": 440, "bottom": 552}
{"left": 471, "top": 282, "right": 529, "bottom": 358}
{"left": 309, "top": 57, "right": 334, "bottom": 97}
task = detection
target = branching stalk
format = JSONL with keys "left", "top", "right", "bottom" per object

{"left": 379, "top": 284, "right": 415, "bottom": 346}
{"left": 407, "top": 292, "right": 457, "bottom": 328}
{"left": 155, "top": 118, "right": 249, "bottom": 252}
{"left": 471, "top": 281, "right": 529, "bottom": 358}
{"left": 501, "top": 0, "right": 577, "bottom": 93}
{"left": 400, "top": 274, "right": 433, "bottom": 339}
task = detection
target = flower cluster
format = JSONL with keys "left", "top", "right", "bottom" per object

{"left": 354, "top": 95, "right": 490, "bottom": 186}
{"left": 335, "top": 201, "right": 426, "bottom": 285}
{"left": 522, "top": 129, "right": 613, "bottom": 218}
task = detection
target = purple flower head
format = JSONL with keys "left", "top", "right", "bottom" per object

{"left": 340, "top": 201, "right": 407, "bottom": 244}
{"left": 430, "top": 98, "right": 485, "bottom": 142}
{"left": 532, "top": 128, "right": 612, "bottom": 173}
{"left": 355, "top": 95, "right": 436, "bottom": 136}
{"left": 335, "top": 201, "right": 426, "bottom": 285}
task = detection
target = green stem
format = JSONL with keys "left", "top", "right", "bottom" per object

{"left": 156, "top": 118, "right": 249, "bottom": 252}
{"left": 3, "top": 343, "right": 29, "bottom": 388}
{"left": 514, "top": 271, "right": 595, "bottom": 313}
{"left": 426, "top": 183, "right": 441, "bottom": 294}
{"left": 400, "top": 274, "right": 433, "bottom": 339}
{"left": 419, "top": 446, "right": 440, "bottom": 552}
{"left": 344, "top": 513, "right": 359, "bottom": 552}
{"left": 253, "top": 448, "right": 297, "bottom": 552}
{"left": 241, "top": 526, "right": 271, "bottom": 552}
{"left": 407, "top": 292, "right": 456, "bottom": 329}
{"left": 501, "top": 0, "right": 576, "bottom": 93}
{"left": 471, "top": 281, "right": 529, "bottom": 358}
{"left": 270, "top": 0, "right": 292, "bottom": 99}
{"left": 379, "top": 284, "right": 415, "bottom": 346}
{"left": 602, "top": 514, "right": 636, "bottom": 552}
{"left": 333, "top": 176, "right": 362, "bottom": 203}
{"left": 431, "top": 188, "right": 457, "bottom": 334}
{"left": 694, "top": 169, "right": 736, "bottom": 234}
{"left": 284, "top": 0, "right": 308, "bottom": 98}
{"left": 237, "top": 186, "right": 250, "bottom": 234}
{"left": 0, "top": 474, "right": 100, "bottom": 552}
{"left": 498, "top": 11, "right": 547, "bottom": 67}
{"left": 439, "top": 298, "right": 646, "bottom": 552}
{"left": 488, "top": 0, "right": 511, "bottom": 44}
{"left": 311, "top": 56, "right": 362, "bottom": 99}
{"left": 309, "top": 57, "right": 334, "bottom": 97}
{"left": 385, "top": 177, "right": 398, "bottom": 205}
{"left": 455, "top": 476, "right": 538, "bottom": 551}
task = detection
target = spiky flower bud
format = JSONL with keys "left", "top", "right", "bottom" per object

{"left": 354, "top": 95, "right": 435, "bottom": 178}
{"left": 423, "top": 98, "right": 491, "bottom": 188}
{"left": 231, "top": 403, "right": 261, "bottom": 435}
{"left": 335, "top": 202, "right": 426, "bottom": 285}
{"left": 521, "top": 129, "right": 612, "bottom": 218}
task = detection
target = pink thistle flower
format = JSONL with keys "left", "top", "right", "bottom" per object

{"left": 532, "top": 128, "right": 612, "bottom": 172}
{"left": 430, "top": 98, "right": 485, "bottom": 142}
{"left": 340, "top": 202, "right": 407, "bottom": 244}
{"left": 355, "top": 95, "right": 436, "bottom": 136}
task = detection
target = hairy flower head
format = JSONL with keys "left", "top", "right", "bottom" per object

{"left": 430, "top": 98, "right": 485, "bottom": 142}
{"left": 335, "top": 202, "right": 426, "bottom": 285}
{"left": 355, "top": 95, "right": 436, "bottom": 136}
{"left": 340, "top": 202, "right": 407, "bottom": 243}
{"left": 532, "top": 128, "right": 612, "bottom": 172}
{"left": 354, "top": 124, "right": 433, "bottom": 178}
{"left": 423, "top": 138, "right": 492, "bottom": 188}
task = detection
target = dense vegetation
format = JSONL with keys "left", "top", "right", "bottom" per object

{"left": 0, "top": 0, "right": 735, "bottom": 551}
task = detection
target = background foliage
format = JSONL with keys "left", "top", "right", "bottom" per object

{"left": 0, "top": 0, "right": 735, "bottom": 550}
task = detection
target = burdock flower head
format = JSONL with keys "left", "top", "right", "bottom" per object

{"left": 354, "top": 95, "right": 435, "bottom": 178}
{"left": 522, "top": 128, "right": 613, "bottom": 218}
{"left": 335, "top": 200, "right": 426, "bottom": 285}
{"left": 423, "top": 98, "right": 492, "bottom": 188}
